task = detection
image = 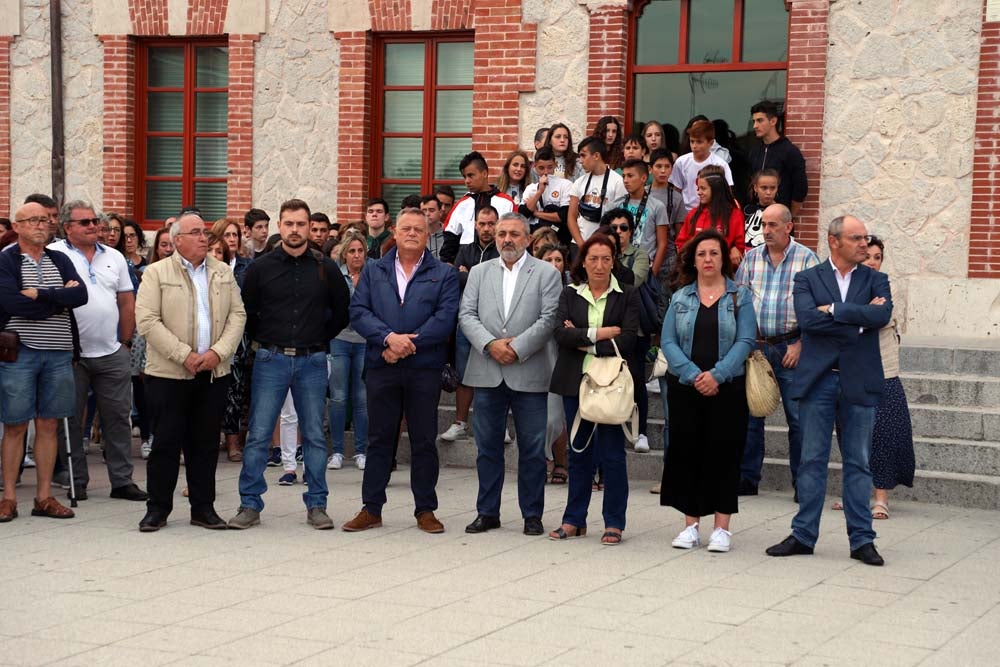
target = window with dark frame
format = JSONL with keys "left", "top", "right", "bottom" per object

{"left": 136, "top": 41, "right": 229, "bottom": 228}
{"left": 371, "top": 34, "right": 474, "bottom": 215}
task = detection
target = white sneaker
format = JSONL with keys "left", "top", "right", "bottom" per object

{"left": 22, "top": 454, "right": 36, "bottom": 468}
{"left": 327, "top": 453, "right": 344, "bottom": 470}
{"left": 671, "top": 523, "right": 700, "bottom": 549}
{"left": 707, "top": 527, "right": 732, "bottom": 553}
{"left": 140, "top": 440, "right": 151, "bottom": 460}
{"left": 504, "top": 428, "right": 513, "bottom": 445}
{"left": 354, "top": 454, "right": 366, "bottom": 470}
{"left": 439, "top": 422, "right": 467, "bottom": 442}
{"left": 646, "top": 378, "right": 661, "bottom": 394}
{"left": 634, "top": 434, "right": 650, "bottom": 453}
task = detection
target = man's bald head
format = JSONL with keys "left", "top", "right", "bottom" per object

{"left": 12, "top": 202, "right": 51, "bottom": 248}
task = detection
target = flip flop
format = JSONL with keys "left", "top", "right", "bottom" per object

{"left": 871, "top": 503, "right": 889, "bottom": 520}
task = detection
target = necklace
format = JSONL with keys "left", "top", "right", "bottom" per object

{"left": 698, "top": 283, "right": 725, "bottom": 302}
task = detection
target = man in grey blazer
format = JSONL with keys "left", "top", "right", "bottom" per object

{"left": 459, "top": 212, "right": 563, "bottom": 535}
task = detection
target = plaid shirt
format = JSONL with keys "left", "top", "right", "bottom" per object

{"left": 735, "top": 239, "right": 819, "bottom": 338}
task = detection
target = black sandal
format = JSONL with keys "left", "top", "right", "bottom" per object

{"left": 601, "top": 530, "right": 623, "bottom": 546}
{"left": 550, "top": 465, "right": 568, "bottom": 485}
{"left": 548, "top": 525, "right": 587, "bottom": 540}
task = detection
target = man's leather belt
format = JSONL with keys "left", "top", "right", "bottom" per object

{"left": 259, "top": 343, "right": 326, "bottom": 357}
{"left": 758, "top": 329, "right": 800, "bottom": 345}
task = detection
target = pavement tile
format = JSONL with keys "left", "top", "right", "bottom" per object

{"left": 440, "top": 637, "right": 569, "bottom": 666}
{"left": 200, "top": 635, "right": 332, "bottom": 664}
{"left": 113, "top": 625, "right": 238, "bottom": 655}
{"left": 293, "top": 645, "right": 426, "bottom": 666}
{"left": 0, "top": 637, "right": 99, "bottom": 666}
{"left": 45, "top": 645, "right": 185, "bottom": 667}
{"left": 807, "top": 636, "right": 933, "bottom": 664}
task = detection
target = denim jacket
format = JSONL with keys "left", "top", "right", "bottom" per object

{"left": 660, "top": 278, "right": 756, "bottom": 385}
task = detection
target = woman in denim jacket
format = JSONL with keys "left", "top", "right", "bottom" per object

{"left": 659, "top": 229, "right": 756, "bottom": 553}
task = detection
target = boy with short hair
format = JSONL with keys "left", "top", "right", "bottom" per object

{"left": 519, "top": 146, "right": 573, "bottom": 243}
{"left": 364, "top": 198, "right": 393, "bottom": 259}
{"left": 568, "top": 136, "right": 628, "bottom": 247}
{"left": 668, "top": 120, "right": 734, "bottom": 212}
{"left": 439, "top": 152, "right": 515, "bottom": 264}
{"left": 619, "top": 159, "right": 669, "bottom": 274}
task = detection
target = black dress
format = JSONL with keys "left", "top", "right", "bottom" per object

{"left": 661, "top": 301, "right": 748, "bottom": 517}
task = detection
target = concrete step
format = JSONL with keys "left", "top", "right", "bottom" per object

{"left": 899, "top": 337, "right": 1000, "bottom": 377}
{"left": 901, "top": 372, "right": 1000, "bottom": 408}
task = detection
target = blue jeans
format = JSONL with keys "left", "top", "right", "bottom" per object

{"left": 328, "top": 339, "right": 367, "bottom": 456}
{"left": 471, "top": 383, "right": 547, "bottom": 519}
{"left": 0, "top": 346, "right": 75, "bottom": 424}
{"left": 562, "top": 396, "right": 629, "bottom": 531}
{"left": 741, "top": 341, "right": 802, "bottom": 486}
{"left": 239, "top": 348, "right": 330, "bottom": 511}
{"left": 792, "top": 370, "right": 876, "bottom": 551}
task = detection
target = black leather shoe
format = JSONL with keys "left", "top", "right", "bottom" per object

{"left": 766, "top": 535, "right": 814, "bottom": 557}
{"left": 737, "top": 479, "right": 758, "bottom": 496}
{"left": 190, "top": 509, "right": 228, "bottom": 530}
{"left": 111, "top": 483, "right": 149, "bottom": 501}
{"left": 465, "top": 514, "right": 501, "bottom": 533}
{"left": 523, "top": 517, "right": 544, "bottom": 536}
{"left": 850, "top": 542, "right": 885, "bottom": 566}
{"left": 139, "top": 511, "right": 168, "bottom": 532}
{"left": 67, "top": 486, "right": 87, "bottom": 501}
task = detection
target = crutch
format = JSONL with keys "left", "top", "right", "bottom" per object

{"left": 62, "top": 417, "right": 77, "bottom": 508}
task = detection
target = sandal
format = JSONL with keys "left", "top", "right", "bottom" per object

{"left": 30, "top": 496, "right": 74, "bottom": 519}
{"left": 871, "top": 502, "right": 889, "bottom": 520}
{"left": 548, "top": 524, "right": 587, "bottom": 540}
{"left": 550, "top": 465, "right": 568, "bottom": 485}
{"left": 227, "top": 449, "right": 243, "bottom": 462}
{"left": 0, "top": 498, "right": 17, "bottom": 522}
{"left": 601, "top": 530, "right": 623, "bottom": 546}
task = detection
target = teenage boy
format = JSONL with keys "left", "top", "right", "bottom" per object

{"left": 434, "top": 185, "right": 456, "bottom": 219}
{"left": 648, "top": 149, "right": 686, "bottom": 254}
{"left": 244, "top": 208, "right": 271, "bottom": 258}
{"left": 567, "top": 136, "right": 628, "bottom": 247}
{"left": 420, "top": 194, "right": 446, "bottom": 259}
{"left": 619, "top": 159, "right": 669, "bottom": 276}
{"left": 750, "top": 100, "right": 808, "bottom": 217}
{"left": 519, "top": 147, "right": 572, "bottom": 242}
{"left": 364, "top": 197, "right": 393, "bottom": 260}
{"left": 668, "top": 120, "right": 734, "bottom": 213}
{"left": 439, "top": 152, "right": 515, "bottom": 264}
{"left": 309, "top": 212, "right": 331, "bottom": 249}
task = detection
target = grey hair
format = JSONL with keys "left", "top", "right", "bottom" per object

{"left": 396, "top": 207, "right": 427, "bottom": 227}
{"left": 499, "top": 211, "right": 531, "bottom": 235}
{"left": 828, "top": 216, "right": 847, "bottom": 238}
{"left": 170, "top": 211, "right": 203, "bottom": 241}
{"left": 61, "top": 199, "right": 96, "bottom": 223}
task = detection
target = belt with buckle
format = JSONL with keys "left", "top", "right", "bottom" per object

{"left": 259, "top": 343, "right": 326, "bottom": 357}
{"left": 758, "top": 329, "right": 800, "bottom": 345}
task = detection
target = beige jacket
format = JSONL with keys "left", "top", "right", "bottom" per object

{"left": 136, "top": 252, "right": 246, "bottom": 380}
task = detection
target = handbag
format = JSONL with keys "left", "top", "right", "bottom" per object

{"left": 571, "top": 338, "right": 638, "bottom": 452}
{"left": 0, "top": 330, "right": 19, "bottom": 363}
{"left": 649, "top": 348, "right": 668, "bottom": 380}
{"left": 440, "top": 364, "right": 460, "bottom": 393}
{"left": 731, "top": 293, "right": 780, "bottom": 417}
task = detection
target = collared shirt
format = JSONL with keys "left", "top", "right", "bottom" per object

{"left": 7, "top": 252, "right": 74, "bottom": 351}
{"left": 572, "top": 275, "right": 622, "bottom": 372}
{"left": 735, "top": 239, "right": 819, "bottom": 337}
{"left": 830, "top": 257, "right": 856, "bottom": 301}
{"left": 500, "top": 251, "right": 528, "bottom": 320}
{"left": 394, "top": 252, "right": 424, "bottom": 303}
{"left": 179, "top": 255, "right": 211, "bottom": 354}
{"left": 48, "top": 240, "right": 133, "bottom": 357}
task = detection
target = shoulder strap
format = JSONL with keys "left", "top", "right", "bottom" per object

{"left": 597, "top": 169, "right": 611, "bottom": 220}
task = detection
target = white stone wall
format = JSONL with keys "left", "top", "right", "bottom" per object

{"left": 63, "top": 0, "right": 104, "bottom": 206}
{"left": 821, "top": 0, "right": 983, "bottom": 335}
{"left": 252, "top": 0, "right": 340, "bottom": 219}
{"left": 9, "top": 0, "right": 52, "bottom": 208}
{"left": 520, "top": 0, "right": 591, "bottom": 149}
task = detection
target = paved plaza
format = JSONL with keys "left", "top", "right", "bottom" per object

{"left": 2, "top": 454, "right": 999, "bottom": 666}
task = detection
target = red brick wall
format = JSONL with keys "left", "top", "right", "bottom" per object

{"left": 586, "top": 6, "right": 629, "bottom": 133}
{"left": 100, "top": 35, "right": 136, "bottom": 216}
{"left": 783, "top": 0, "right": 829, "bottom": 251}
{"left": 188, "top": 0, "right": 228, "bottom": 35}
{"left": 227, "top": 35, "right": 257, "bottom": 218}
{"left": 969, "top": 4, "right": 1000, "bottom": 278}
{"left": 370, "top": 0, "right": 413, "bottom": 31}
{"left": 128, "top": 0, "right": 169, "bottom": 36}
{"left": 334, "top": 31, "right": 374, "bottom": 226}
{"left": 0, "top": 37, "right": 11, "bottom": 217}
{"left": 431, "top": 0, "right": 473, "bottom": 30}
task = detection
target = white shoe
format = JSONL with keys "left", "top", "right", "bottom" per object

{"left": 671, "top": 523, "right": 700, "bottom": 549}
{"left": 22, "top": 454, "right": 36, "bottom": 469}
{"left": 140, "top": 440, "right": 151, "bottom": 460}
{"left": 646, "top": 378, "right": 661, "bottom": 394}
{"left": 439, "top": 422, "right": 467, "bottom": 442}
{"left": 504, "top": 428, "right": 513, "bottom": 445}
{"left": 327, "top": 453, "right": 344, "bottom": 470}
{"left": 354, "top": 454, "right": 366, "bottom": 470}
{"left": 634, "top": 434, "right": 650, "bottom": 453}
{"left": 82, "top": 437, "right": 91, "bottom": 454}
{"left": 707, "top": 527, "right": 732, "bottom": 553}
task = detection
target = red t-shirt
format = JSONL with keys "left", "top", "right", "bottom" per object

{"left": 675, "top": 205, "right": 746, "bottom": 255}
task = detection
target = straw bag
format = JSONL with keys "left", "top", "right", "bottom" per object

{"left": 571, "top": 338, "right": 638, "bottom": 452}
{"left": 731, "top": 293, "right": 781, "bottom": 417}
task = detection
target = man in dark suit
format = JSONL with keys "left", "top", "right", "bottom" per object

{"left": 766, "top": 215, "right": 892, "bottom": 566}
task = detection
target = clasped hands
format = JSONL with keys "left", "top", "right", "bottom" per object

{"left": 183, "top": 350, "right": 222, "bottom": 375}
{"left": 382, "top": 332, "right": 418, "bottom": 364}
{"left": 488, "top": 338, "right": 518, "bottom": 365}
{"left": 693, "top": 371, "right": 719, "bottom": 397}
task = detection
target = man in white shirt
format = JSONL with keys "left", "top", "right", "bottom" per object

{"left": 568, "top": 136, "right": 628, "bottom": 246}
{"left": 520, "top": 146, "right": 573, "bottom": 243}
{"left": 49, "top": 200, "right": 147, "bottom": 502}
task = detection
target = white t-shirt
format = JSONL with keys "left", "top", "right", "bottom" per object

{"left": 668, "top": 152, "right": 734, "bottom": 212}
{"left": 571, "top": 168, "right": 628, "bottom": 241}
{"left": 523, "top": 176, "right": 573, "bottom": 210}
{"left": 47, "top": 240, "right": 134, "bottom": 358}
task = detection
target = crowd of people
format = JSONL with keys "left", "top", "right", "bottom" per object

{"left": 0, "top": 100, "right": 915, "bottom": 565}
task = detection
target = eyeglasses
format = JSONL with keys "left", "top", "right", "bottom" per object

{"left": 70, "top": 218, "right": 102, "bottom": 227}
{"left": 108, "top": 226, "right": 121, "bottom": 233}
{"left": 123, "top": 232, "right": 138, "bottom": 239}
{"left": 14, "top": 216, "right": 49, "bottom": 227}
{"left": 837, "top": 233, "right": 873, "bottom": 244}
{"left": 223, "top": 231, "right": 240, "bottom": 238}
{"left": 611, "top": 224, "right": 630, "bottom": 232}
{"left": 176, "top": 228, "right": 207, "bottom": 238}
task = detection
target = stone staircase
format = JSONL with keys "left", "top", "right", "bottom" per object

{"left": 427, "top": 337, "right": 1000, "bottom": 510}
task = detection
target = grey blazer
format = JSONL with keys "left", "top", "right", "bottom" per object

{"left": 458, "top": 254, "right": 563, "bottom": 393}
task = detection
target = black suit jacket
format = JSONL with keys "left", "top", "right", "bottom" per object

{"left": 549, "top": 283, "right": 640, "bottom": 396}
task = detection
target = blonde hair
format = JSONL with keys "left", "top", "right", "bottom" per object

{"left": 335, "top": 228, "right": 368, "bottom": 265}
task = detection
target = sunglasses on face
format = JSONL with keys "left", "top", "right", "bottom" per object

{"left": 612, "top": 224, "right": 630, "bottom": 232}
{"left": 71, "top": 218, "right": 103, "bottom": 227}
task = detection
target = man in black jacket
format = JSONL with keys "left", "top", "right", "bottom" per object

{"left": 749, "top": 100, "right": 808, "bottom": 218}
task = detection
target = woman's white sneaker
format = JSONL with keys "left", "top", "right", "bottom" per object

{"left": 327, "top": 453, "right": 343, "bottom": 470}
{"left": 671, "top": 523, "right": 700, "bottom": 549}
{"left": 707, "top": 527, "right": 732, "bottom": 552}
{"left": 634, "top": 434, "right": 650, "bottom": 453}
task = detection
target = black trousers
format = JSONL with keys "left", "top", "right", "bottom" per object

{"left": 145, "top": 373, "right": 230, "bottom": 516}
{"left": 362, "top": 366, "right": 440, "bottom": 517}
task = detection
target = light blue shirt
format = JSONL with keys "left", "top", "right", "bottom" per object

{"left": 180, "top": 255, "right": 211, "bottom": 354}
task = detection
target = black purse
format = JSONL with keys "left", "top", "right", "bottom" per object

{"left": 0, "top": 330, "right": 20, "bottom": 362}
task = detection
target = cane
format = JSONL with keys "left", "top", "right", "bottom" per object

{"left": 62, "top": 417, "right": 77, "bottom": 508}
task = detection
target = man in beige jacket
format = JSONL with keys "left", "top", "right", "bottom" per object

{"left": 135, "top": 210, "right": 246, "bottom": 532}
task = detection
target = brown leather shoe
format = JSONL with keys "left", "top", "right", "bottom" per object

{"left": 416, "top": 511, "right": 444, "bottom": 534}
{"left": 342, "top": 509, "right": 382, "bottom": 532}
{"left": 31, "top": 497, "right": 74, "bottom": 519}
{"left": 0, "top": 498, "right": 17, "bottom": 522}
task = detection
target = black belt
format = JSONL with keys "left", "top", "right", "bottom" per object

{"left": 258, "top": 343, "right": 326, "bottom": 357}
{"left": 758, "top": 329, "right": 800, "bottom": 345}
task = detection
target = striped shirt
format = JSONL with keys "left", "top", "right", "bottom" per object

{"left": 7, "top": 253, "right": 74, "bottom": 350}
{"left": 735, "top": 239, "right": 819, "bottom": 338}
{"left": 179, "top": 255, "right": 212, "bottom": 354}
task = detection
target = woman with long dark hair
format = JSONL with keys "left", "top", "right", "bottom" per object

{"left": 675, "top": 165, "right": 745, "bottom": 265}
{"left": 543, "top": 123, "right": 582, "bottom": 181}
{"left": 593, "top": 116, "right": 624, "bottom": 170}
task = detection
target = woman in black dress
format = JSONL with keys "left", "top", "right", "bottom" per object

{"left": 660, "top": 230, "right": 756, "bottom": 552}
